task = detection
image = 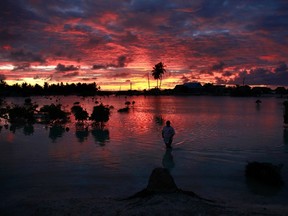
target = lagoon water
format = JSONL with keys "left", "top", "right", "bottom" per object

{"left": 1, "top": 95, "right": 288, "bottom": 206}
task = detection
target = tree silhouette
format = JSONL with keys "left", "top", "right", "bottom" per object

{"left": 90, "top": 103, "right": 111, "bottom": 128}
{"left": 39, "top": 104, "right": 69, "bottom": 123}
{"left": 71, "top": 105, "right": 89, "bottom": 121}
{"left": 151, "top": 62, "right": 166, "bottom": 89}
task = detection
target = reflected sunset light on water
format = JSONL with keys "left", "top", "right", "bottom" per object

{"left": 0, "top": 95, "right": 288, "bottom": 207}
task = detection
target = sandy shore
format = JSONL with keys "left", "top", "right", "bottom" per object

{"left": 1, "top": 193, "right": 288, "bottom": 216}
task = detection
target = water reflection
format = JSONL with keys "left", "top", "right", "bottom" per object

{"left": 75, "top": 123, "right": 89, "bottom": 143}
{"left": 49, "top": 125, "right": 66, "bottom": 142}
{"left": 91, "top": 127, "right": 110, "bottom": 146}
{"left": 256, "top": 102, "right": 261, "bottom": 111}
{"left": 3, "top": 123, "right": 35, "bottom": 135}
{"left": 154, "top": 115, "right": 164, "bottom": 126}
{"left": 162, "top": 148, "right": 175, "bottom": 172}
{"left": 2, "top": 96, "right": 288, "bottom": 204}
{"left": 0, "top": 124, "right": 7, "bottom": 133}
{"left": 246, "top": 178, "right": 283, "bottom": 197}
{"left": 23, "top": 124, "right": 34, "bottom": 136}
{"left": 9, "top": 124, "right": 23, "bottom": 134}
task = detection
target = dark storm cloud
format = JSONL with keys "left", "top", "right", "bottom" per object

{"left": 81, "top": 77, "right": 96, "bottom": 81}
{"left": 195, "top": 0, "right": 230, "bottom": 18}
{"left": 9, "top": 50, "right": 46, "bottom": 63}
{"left": 199, "top": 69, "right": 213, "bottom": 76}
{"left": 12, "top": 63, "right": 31, "bottom": 71}
{"left": 129, "top": 0, "right": 171, "bottom": 13}
{"left": 55, "top": 63, "right": 79, "bottom": 72}
{"left": 0, "top": 0, "right": 33, "bottom": 24}
{"left": 64, "top": 24, "right": 93, "bottom": 33}
{"left": 110, "top": 72, "right": 130, "bottom": 78}
{"left": 92, "top": 64, "right": 106, "bottom": 70}
{"left": 222, "top": 71, "right": 233, "bottom": 77}
{"left": 0, "top": 29, "right": 21, "bottom": 42}
{"left": 220, "top": 62, "right": 288, "bottom": 86}
{"left": 275, "top": 62, "right": 287, "bottom": 73}
{"left": 244, "top": 1, "right": 288, "bottom": 30}
{"left": 33, "top": 75, "right": 40, "bottom": 80}
{"left": 0, "top": 0, "right": 89, "bottom": 59}
{"left": 122, "top": 31, "right": 139, "bottom": 43}
{"left": 92, "top": 55, "right": 130, "bottom": 69}
{"left": 0, "top": 74, "right": 6, "bottom": 80}
{"left": 0, "top": 0, "right": 84, "bottom": 22}
{"left": 116, "top": 55, "right": 128, "bottom": 67}
{"left": 181, "top": 75, "right": 190, "bottom": 84}
{"left": 211, "top": 61, "right": 225, "bottom": 71}
{"left": 62, "top": 71, "right": 79, "bottom": 78}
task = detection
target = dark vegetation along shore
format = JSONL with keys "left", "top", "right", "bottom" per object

{"left": 1, "top": 79, "right": 288, "bottom": 97}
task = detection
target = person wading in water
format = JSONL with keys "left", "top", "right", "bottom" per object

{"left": 162, "top": 120, "right": 175, "bottom": 148}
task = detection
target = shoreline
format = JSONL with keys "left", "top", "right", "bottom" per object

{"left": 1, "top": 193, "right": 288, "bottom": 216}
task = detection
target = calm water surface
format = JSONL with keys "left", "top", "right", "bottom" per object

{"left": 1, "top": 95, "right": 288, "bottom": 205}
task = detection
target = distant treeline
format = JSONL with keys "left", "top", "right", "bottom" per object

{"left": 0, "top": 81, "right": 103, "bottom": 97}
{"left": 0, "top": 80, "right": 287, "bottom": 97}
{"left": 119, "top": 84, "right": 288, "bottom": 97}
{"left": 173, "top": 83, "right": 288, "bottom": 97}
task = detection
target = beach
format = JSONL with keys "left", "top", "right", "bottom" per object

{"left": 1, "top": 192, "right": 288, "bottom": 216}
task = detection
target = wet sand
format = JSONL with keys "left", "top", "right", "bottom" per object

{"left": 1, "top": 193, "right": 288, "bottom": 216}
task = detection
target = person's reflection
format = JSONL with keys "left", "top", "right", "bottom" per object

{"left": 75, "top": 123, "right": 89, "bottom": 143}
{"left": 162, "top": 148, "right": 175, "bottom": 172}
{"left": 91, "top": 127, "right": 109, "bottom": 146}
{"left": 23, "top": 124, "right": 34, "bottom": 136}
{"left": 49, "top": 124, "right": 65, "bottom": 142}
{"left": 256, "top": 103, "right": 261, "bottom": 111}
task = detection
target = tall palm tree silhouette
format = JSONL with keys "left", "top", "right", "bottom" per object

{"left": 151, "top": 62, "right": 166, "bottom": 89}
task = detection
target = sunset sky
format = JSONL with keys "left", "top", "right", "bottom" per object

{"left": 0, "top": 0, "right": 288, "bottom": 90}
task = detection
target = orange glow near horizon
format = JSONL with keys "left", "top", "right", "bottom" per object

{"left": 1, "top": 1, "right": 288, "bottom": 89}
{"left": 2, "top": 62, "right": 283, "bottom": 91}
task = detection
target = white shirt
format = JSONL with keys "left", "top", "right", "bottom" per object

{"left": 162, "top": 126, "right": 175, "bottom": 143}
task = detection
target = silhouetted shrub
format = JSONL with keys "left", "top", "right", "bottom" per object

{"left": 40, "top": 104, "right": 69, "bottom": 123}
{"left": 6, "top": 98, "right": 38, "bottom": 123}
{"left": 90, "top": 103, "right": 111, "bottom": 125}
{"left": 8, "top": 105, "right": 35, "bottom": 123}
{"left": 24, "top": 98, "right": 32, "bottom": 105}
{"left": 0, "top": 105, "right": 8, "bottom": 119}
{"left": 71, "top": 105, "right": 88, "bottom": 121}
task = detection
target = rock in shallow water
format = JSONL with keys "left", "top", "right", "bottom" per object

{"left": 127, "top": 167, "right": 208, "bottom": 201}
{"left": 146, "top": 167, "right": 178, "bottom": 193}
{"left": 245, "top": 161, "right": 284, "bottom": 186}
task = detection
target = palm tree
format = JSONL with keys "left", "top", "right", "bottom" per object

{"left": 151, "top": 62, "right": 166, "bottom": 89}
